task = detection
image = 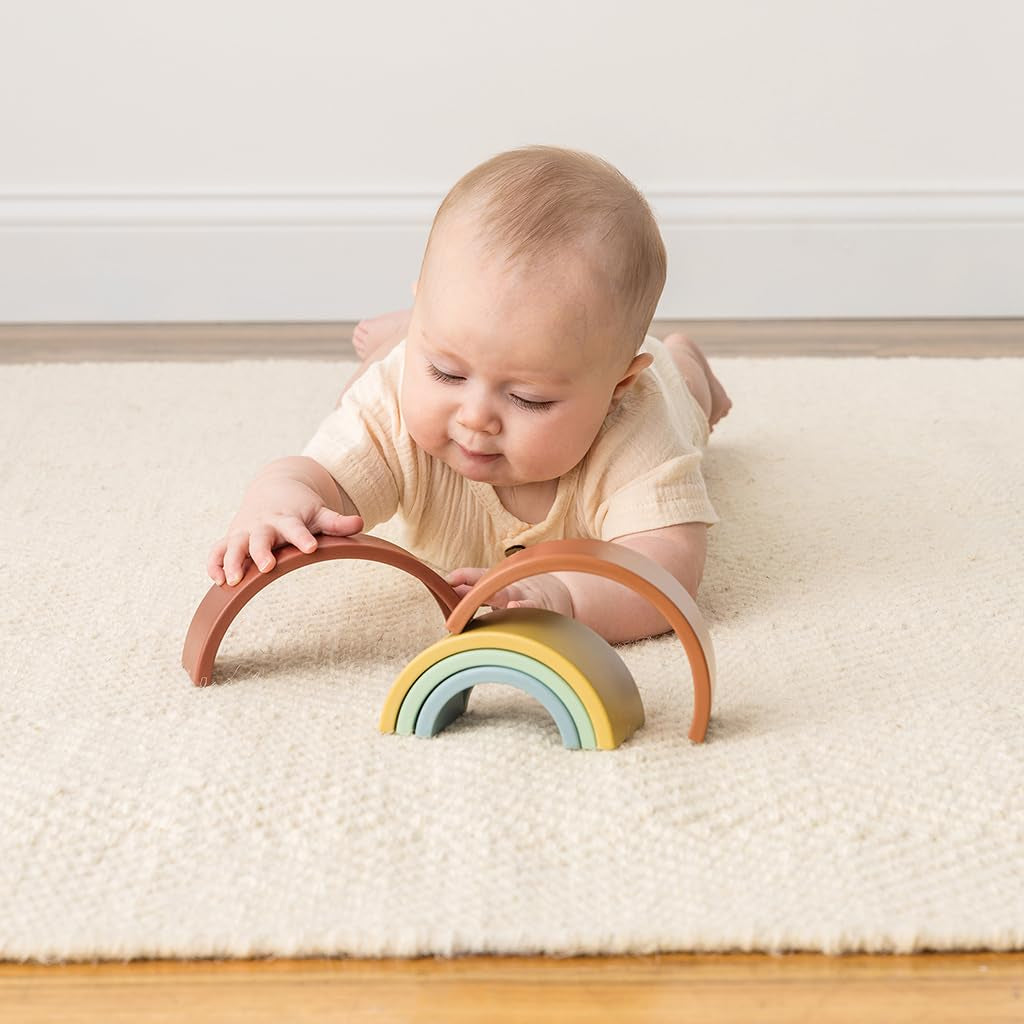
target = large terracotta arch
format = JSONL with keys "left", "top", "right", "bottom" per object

{"left": 181, "top": 534, "right": 460, "bottom": 687}
{"left": 444, "top": 539, "right": 716, "bottom": 743}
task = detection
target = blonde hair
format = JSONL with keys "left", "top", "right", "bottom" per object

{"left": 420, "top": 145, "right": 667, "bottom": 357}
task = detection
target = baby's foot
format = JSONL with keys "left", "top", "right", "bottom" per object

{"left": 352, "top": 309, "right": 413, "bottom": 360}
{"left": 665, "top": 333, "right": 734, "bottom": 431}
{"left": 352, "top": 309, "right": 409, "bottom": 359}
{"left": 689, "top": 337, "right": 732, "bottom": 430}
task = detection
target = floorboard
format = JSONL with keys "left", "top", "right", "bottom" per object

{"left": 1, "top": 318, "right": 1023, "bottom": 361}
{"left": 1, "top": 953, "right": 1022, "bottom": 1023}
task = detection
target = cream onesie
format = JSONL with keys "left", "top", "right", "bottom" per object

{"left": 301, "top": 334, "right": 719, "bottom": 572}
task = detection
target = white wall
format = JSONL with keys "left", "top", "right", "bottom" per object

{"left": 1, "top": 0, "right": 1022, "bottom": 321}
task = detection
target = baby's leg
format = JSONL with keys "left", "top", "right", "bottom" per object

{"left": 337, "top": 283, "right": 415, "bottom": 407}
{"left": 662, "top": 332, "right": 733, "bottom": 432}
{"left": 352, "top": 308, "right": 413, "bottom": 359}
{"left": 351, "top": 280, "right": 417, "bottom": 358}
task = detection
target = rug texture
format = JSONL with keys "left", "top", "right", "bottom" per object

{"left": 1, "top": 354, "right": 1022, "bottom": 962}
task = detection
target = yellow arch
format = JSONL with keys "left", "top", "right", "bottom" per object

{"left": 380, "top": 608, "right": 644, "bottom": 749}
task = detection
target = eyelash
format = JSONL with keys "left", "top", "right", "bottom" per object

{"left": 426, "top": 364, "right": 554, "bottom": 413}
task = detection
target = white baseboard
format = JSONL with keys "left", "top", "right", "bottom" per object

{"left": 2, "top": 188, "right": 1022, "bottom": 321}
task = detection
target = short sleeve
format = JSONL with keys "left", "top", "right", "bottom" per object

{"left": 581, "top": 339, "right": 720, "bottom": 541}
{"left": 300, "top": 359, "right": 403, "bottom": 530}
{"left": 594, "top": 450, "right": 719, "bottom": 541}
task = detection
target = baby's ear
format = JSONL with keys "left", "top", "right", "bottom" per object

{"left": 627, "top": 352, "right": 655, "bottom": 377}
{"left": 608, "top": 352, "right": 654, "bottom": 411}
{"left": 616, "top": 352, "right": 654, "bottom": 390}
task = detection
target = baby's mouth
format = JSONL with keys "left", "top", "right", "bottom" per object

{"left": 456, "top": 442, "right": 501, "bottom": 461}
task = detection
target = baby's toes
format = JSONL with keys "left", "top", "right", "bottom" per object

{"left": 352, "top": 322, "right": 370, "bottom": 359}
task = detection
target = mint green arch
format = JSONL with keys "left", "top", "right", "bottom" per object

{"left": 395, "top": 647, "right": 597, "bottom": 749}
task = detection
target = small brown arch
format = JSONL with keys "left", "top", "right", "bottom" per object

{"left": 445, "top": 539, "right": 716, "bottom": 743}
{"left": 182, "top": 534, "right": 460, "bottom": 687}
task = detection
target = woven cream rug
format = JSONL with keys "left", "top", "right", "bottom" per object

{"left": 1, "top": 354, "right": 1022, "bottom": 963}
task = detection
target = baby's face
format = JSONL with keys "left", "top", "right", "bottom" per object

{"left": 400, "top": 214, "right": 651, "bottom": 490}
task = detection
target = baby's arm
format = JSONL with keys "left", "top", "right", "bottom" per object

{"left": 551, "top": 522, "right": 707, "bottom": 645}
{"left": 447, "top": 522, "right": 707, "bottom": 647}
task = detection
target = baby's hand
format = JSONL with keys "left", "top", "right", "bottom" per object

{"left": 208, "top": 475, "right": 363, "bottom": 587}
{"left": 446, "top": 568, "right": 574, "bottom": 618}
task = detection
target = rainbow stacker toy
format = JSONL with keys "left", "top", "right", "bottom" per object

{"left": 182, "top": 536, "right": 715, "bottom": 748}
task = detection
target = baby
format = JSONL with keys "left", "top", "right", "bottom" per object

{"left": 207, "top": 145, "right": 731, "bottom": 645}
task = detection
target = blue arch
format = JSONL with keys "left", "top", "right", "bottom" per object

{"left": 415, "top": 665, "right": 581, "bottom": 748}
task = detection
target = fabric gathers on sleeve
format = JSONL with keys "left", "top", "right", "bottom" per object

{"left": 299, "top": 354, "right": 405, "bottom": 531}
{"left": 594, "top": 450, "right": 720, "bottom": 542}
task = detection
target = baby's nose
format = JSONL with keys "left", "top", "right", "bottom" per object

{"left": 456, "top": 396, "right": 500, "bottom": 433}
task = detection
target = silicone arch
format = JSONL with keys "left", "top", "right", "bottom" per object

{"left": 444, "top": 539, "right": 717, "bottom": 743}
{"left": 381, "top": 607, "right": 644, "bottom": 749}
{"left": 416, "top": 665, "right": 584, "bottom": 749}
{"left": 394, "top": 645, "right": 596, "bottom": 748}
{"left": 181, "top": 534, "right": 460, "bottom": 687}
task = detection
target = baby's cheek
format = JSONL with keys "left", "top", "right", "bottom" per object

{"left": 518, "top": 432, "right": 550, "bottom": 464}
{"left": 534, "top": 412, "right": 579, "bottom": 450}
{"left": 405, "top": 404, "right": 444, "bottom": 455}
{"left": 511, "top": 430, "right": 560, "bottom": 477}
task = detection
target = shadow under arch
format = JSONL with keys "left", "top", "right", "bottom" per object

{"left": 444, "top": 539, "right": 716, "bottom": 743}
{"left": 182, "top": 534, "right": 459, "bottom": 686}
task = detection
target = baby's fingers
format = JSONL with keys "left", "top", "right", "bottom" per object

{"left": 207, "top": 538, "right": 229, "bottom": 585}
{"left": 279, "top": 518, "right": 320, "bottom": 557}
{"left": 315, "top": 510, "right": 365, "bottom": 538}
{"left": 248, "top": 525, "right": 282, "bottom": 576}
{"left": 446, "top": 567, "right": 488, "bottom": 588}
{"left": 222, "top": 532, "right": 255, "bottom": 587}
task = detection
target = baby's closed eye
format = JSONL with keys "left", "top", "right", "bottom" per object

{"left": 425, "top": 363, "right": 554, "bottom": 412}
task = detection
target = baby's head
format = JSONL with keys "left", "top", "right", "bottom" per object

{"left": 400, "top": 145, "right": 666, "bottom": 490}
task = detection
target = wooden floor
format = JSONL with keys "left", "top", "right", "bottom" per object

{"left": 2, "top": 318, "right": 1022, "bottom": 1022}
{"left": 2, "top": 952, "right": 1023, "bottom": 1024}
{"left": 1, "top": 317, "right": 1024, "bottom": 361}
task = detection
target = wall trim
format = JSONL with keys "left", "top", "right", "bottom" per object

{"left": 4, "top": 186, "right": 1024, "bottom": 225}
{"left": 2, "top": 187, "right": 1023, "bottom": 321}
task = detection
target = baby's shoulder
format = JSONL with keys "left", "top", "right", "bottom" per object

{"left": 341, "top": 342, "right": 405, "bottom": 409}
